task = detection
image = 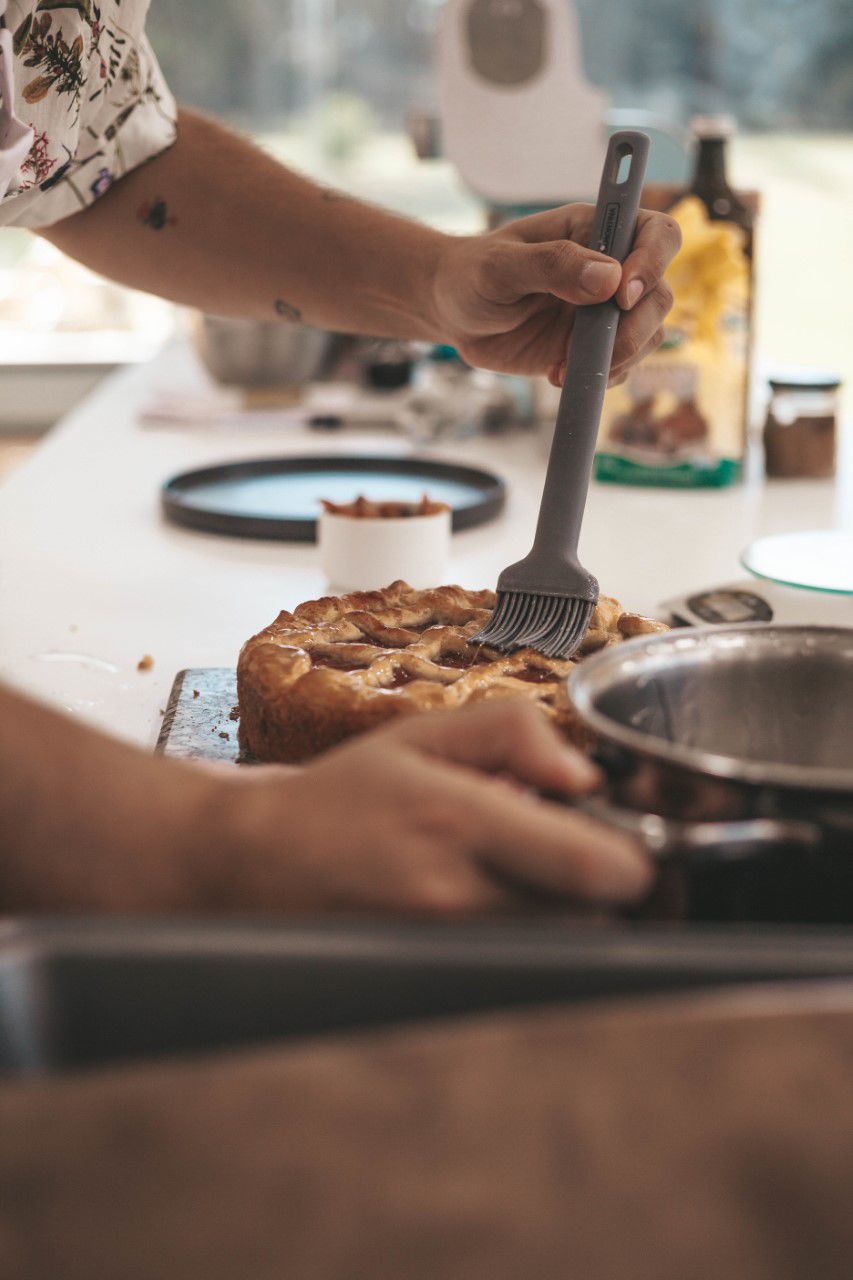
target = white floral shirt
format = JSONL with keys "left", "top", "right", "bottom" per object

{"left": 0, "top": 0, "right": 176, "bottom": 228}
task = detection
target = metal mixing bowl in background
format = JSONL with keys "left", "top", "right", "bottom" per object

{"left": 192, "top": 313, "right": 335, "bottom": 387}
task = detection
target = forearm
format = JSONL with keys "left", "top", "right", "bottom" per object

{"left": 0, "top": 683, "right": 223, "bottom": 911}
{"left": 39, "top": 108, "right": 448, "bottom": 341}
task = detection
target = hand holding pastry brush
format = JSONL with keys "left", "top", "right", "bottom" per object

{"left": 474, "top": 130, "right": 650, "bottom": 658}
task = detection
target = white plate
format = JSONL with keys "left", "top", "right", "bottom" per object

{"left": 742, "top": 530, "right": 853, "bottom": 596}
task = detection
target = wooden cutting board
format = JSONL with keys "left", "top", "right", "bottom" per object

{"left": 157, "top": 668, "right": 242, "bottom": 764}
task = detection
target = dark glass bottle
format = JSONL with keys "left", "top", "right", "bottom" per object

{"left": 688, "top": 115, "right": 753, "bottom": 243}
{"left": 686, "top": 116, "right": 754, "bottom": 470}
{"left": 596, "top": 115, "right": 755, "bottom": 488}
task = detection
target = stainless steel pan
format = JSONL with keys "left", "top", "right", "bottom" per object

{"left": 568, "top": 626, "right": 853, "bottom": 920}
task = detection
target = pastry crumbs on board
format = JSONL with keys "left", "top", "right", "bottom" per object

{"left": 137, "top": 654, "right": 155, "bottom": 672}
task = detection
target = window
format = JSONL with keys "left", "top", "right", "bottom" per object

{"left": 148, "top": 1, "right": 852, "bottom": 132}
{"left": 5, "top": 1, "right": 852, "bottom": 420}
{"left": 146, "top": 0, "right": 853, "bottom": 406}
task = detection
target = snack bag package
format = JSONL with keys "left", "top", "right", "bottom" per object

{"left": 596, "top": 123, "right": 755, "bottom": 488}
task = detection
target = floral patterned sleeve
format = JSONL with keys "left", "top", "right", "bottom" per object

{"left": 0, "top": 1, "right": 177, "bottom": 229}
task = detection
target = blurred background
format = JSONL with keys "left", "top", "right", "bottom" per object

{"left": 1, "top": 0, "right": 850, "bottom": 449}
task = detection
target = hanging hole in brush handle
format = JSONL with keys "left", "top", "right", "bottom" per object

{"left": 588, "top": 131, "right": 650, "bottom": 261}
{"left": 615, "top": 150, "right": 633, "bottom": 185}
{"left": 529, "top": 130, "right": 650, "bottom": 569}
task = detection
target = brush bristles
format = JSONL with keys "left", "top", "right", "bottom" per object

{"left": 473, "top": 591, "right": 596, "bottom": 659}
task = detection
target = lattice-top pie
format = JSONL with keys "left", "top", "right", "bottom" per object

{"left": 237, "top": 581, "right": 667, "bottom": 763}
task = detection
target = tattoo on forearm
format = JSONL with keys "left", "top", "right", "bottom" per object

{"left": 273, "top": 298, "right": 302, "bottom": 322}
{"left": 137, "top": 197, "right": 177, "bottom": 230}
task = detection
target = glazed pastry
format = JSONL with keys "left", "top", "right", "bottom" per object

{"left": 237, "top": 581, "right": 667, "bottom": 763}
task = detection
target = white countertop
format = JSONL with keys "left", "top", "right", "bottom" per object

{"left": 2, "top": 341, "right": 851, "bottom": 747}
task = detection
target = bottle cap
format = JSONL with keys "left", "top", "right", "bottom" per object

{"left": 690, "top": 114, "right": 737, "bottom": 139}
{"left": 768, "top": 369, "right": 841, "bottom": 393}
{"left": 429, "top": 344, "right": 465, "bottom": 364}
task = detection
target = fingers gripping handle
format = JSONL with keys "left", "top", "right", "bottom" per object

{"left": 531, "top": 132, "right": 650, "bottom": 573}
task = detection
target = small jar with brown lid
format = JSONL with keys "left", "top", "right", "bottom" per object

{"left": 763, "top": 372, "right": 841, "bottom": 479}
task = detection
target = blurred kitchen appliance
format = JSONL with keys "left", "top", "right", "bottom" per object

{"left": 437, "top": 0, "right": 608, "bottom": 204}
{"left": 660, "top": 531, "right": 853, "bottom": 628}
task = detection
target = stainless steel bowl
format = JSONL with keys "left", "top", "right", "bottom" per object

{"left": 193, "top": 314, "right": 334, "bottom": 387}
{"left": 569, "top": 626, "right": 853, "bottom": 922}
{"left": 572, "top": 625, "right": 853, "bottom": 794}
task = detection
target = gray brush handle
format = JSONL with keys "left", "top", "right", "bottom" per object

{"left": 529, "top": 131, "right": 650, "bottom": 579}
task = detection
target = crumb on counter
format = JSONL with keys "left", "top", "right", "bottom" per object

{"left": 229, "top": 705, "right": 240, "bottom": 721}
{"left": 137, "top": 654, "right": 155, "bottom": 672}
{"left": 193, "top": 689, "right": 200, "bottom": 699}
{"left": 219, "top": 731, "right": 230, "bottom": 740}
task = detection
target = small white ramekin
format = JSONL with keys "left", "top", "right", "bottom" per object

{"left": 318, "top": 507, "right": 452, "bottom": 592}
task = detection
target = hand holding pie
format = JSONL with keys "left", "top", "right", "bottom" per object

{"left": 208, "top": 701, "right": 652, "bottom": 914}
{"left": 218, "top": 582, "right": 663, "bottom": 914}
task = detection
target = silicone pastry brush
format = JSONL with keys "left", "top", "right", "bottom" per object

{"left": 474, "top": 130, "right": 650, "bottom": 658}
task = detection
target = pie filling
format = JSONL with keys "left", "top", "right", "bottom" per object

{"left": 309, "top": 652, "right": 368, "bottom": 672}
{"left": 436, "top": 649, "right": 491, "bottom": 670}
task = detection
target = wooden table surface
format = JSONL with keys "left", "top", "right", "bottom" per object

{"left": 3, "top": 982, "right": 853, "bottom": 1280}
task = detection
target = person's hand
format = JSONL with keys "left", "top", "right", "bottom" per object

{"left": 431, "top": 204, "right": 681, "bottom": 385}
{"left": 206, "top": 702, "right": 652, "bottom": 914}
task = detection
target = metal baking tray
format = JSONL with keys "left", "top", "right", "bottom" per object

{"left": 4, "top": 918, "right": 853, "bottom": 1078}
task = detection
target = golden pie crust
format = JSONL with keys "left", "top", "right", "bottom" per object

{"left": 237, "top": 580, "right": 667, "bottom": 764}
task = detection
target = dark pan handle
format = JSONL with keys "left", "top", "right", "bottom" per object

{"left": 573, "top": 796, "right": 822, "bottom": 864}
